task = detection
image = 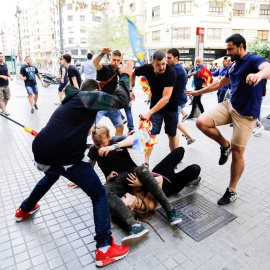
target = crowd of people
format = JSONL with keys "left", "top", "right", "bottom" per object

{"left": 1, "top": 33, "right": 270, "bottom": 267}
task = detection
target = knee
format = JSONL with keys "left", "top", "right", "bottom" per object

{"left": 196, "top": 117, "right": 204, "bottom": 130}
{"left": 231, "top": 145, "right": 244, "bottom": 159}
{"left": 171, "top": 146, "right": 185, "bottom": 156}
{"left": 191, "top": 164, "right": 201, "bottom": 178}
{"left": 116, "top": 125, "right": 124, "bottom": 131}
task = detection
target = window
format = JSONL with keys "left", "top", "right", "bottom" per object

{"left": 207, "top": 28, "right": 221, "bottom": 40}
{"left": 152, "top": 6, "right": 160, "bottom": 19}
{"left": 259, "top": 5, "right": 270, "bottom": 17}
{"left": 68, "top": 38, "right": 74, "bottom": 44}
{"left": 258, "top": 30, "right": 269, "bottom": 41}
{"left": 233, "top": 3, "right": 245, "bottom": 16}
{"left": 68, "top": 27, "right": 74, "bottom": 33}
{"left": 80, "top": 27, "right": 86, "bottom": 33}
{"left": 67, "top": 15, "right": 73, "bottom": 21}
{"left": 81, "top": 38, "right": 87, "bottom": 44}
{"left": 172, "top": 1, "right": 191, "bottom": 15}
{"left": 92, "top": 16, "right": 101, "bottom": 22}
{"left": 81, "top": 49, "right": 87, "bottom": 55}
{"left": 80, "top": 15, "right": 85, "bottom": 21}
{"left": 175, "top": 27, "right": 191, "bottom": 39}
{"left": 152, "top": 30, "right": 160, "bottom": 42}
{"left": 232, "top": 29, "right": 243, "bottom": 35}
{"left": 209, "top": 1, "right": 223, "bottom": 15}
{"left": 67, "top": 4, "right": 72, "bottom": 10}
{"left": 120, "top": 6, "right": 123, "bottom": 15}
{"left": 71, "top": 49, "right": 78, "bottom": 55}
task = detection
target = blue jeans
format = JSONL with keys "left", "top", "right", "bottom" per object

{"left": 20, "top": 161, "right": 111, "bottom": 248}
{"left": 26, "top": 85, "right": 38, "bottom": 95}
{"left": 95, "top": 110, "right": 123, "bottom": 127}
{"left": 217, "top": 90, "right": 227, "bottom": 103}
{"left": 120, "top": 105, "right": 134, "bottom": 130}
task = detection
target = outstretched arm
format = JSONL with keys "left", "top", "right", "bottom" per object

{"left": 185, "top": 76, "right": 230, "bottom": 97}
{"left": 246, "top": 62, "right": 270, "bottom": 86}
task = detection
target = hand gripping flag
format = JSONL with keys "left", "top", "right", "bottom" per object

{"left": 139, "top": 76, "right": 151, "bottom": 95}
{"left": 196, "top": 65, "right": 213, "bottom": 87}
{"left": 0, "top": 113, "right": 38, "bottom": 137}
{"left": 133, "top": 118, "right": 157, "bottom": 154}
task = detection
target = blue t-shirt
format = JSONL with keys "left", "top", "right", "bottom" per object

{"left": 173, "top": 64, "right": 188, "bottom": 105}
{"left": 189, "top": 65, "right": 205, "bottom": 89}
{"left": 212, "top": 66, "right": 229, "bottom": 91}
{"left": 20, "top": 64, "right": 39, "bottom": 87}
{"left": 225, "top": 52, "right": 266, "bottom": 118}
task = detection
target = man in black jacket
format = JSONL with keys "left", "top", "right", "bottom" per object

{"left": 14, "top": 61, "right": 134, "bottom": 267}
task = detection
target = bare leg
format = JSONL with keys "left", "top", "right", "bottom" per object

{"left": 0, "top": 101, "right": 7, "bottom": 112}
{"left": 4, "top": 100, "right": 8, "bottom": 106}
{"left": 115, "top": 125, "right": 124, "bottom": 136}
{"left": 196, "top": 113, "right": 229, "bottom": 149}
{"left": 144, "top": 135, "right": 156, "bottom": 164}
{"left": 59, "top": 91, "right": 64, "bottom": 103}
{"left": 178, "top": 122, "right": 192, "bottom": 139}
{"left": 34, "top": 94, "right": 38, "bottom": 105}
{"left": 28, "top": 94, "right": 34, "bottom": 108}
{"left": 229, "top": 144, "right": 245, "bottom": 192}
{"left": 168, "top": 133, "right": 179, "bottom": 152}
{"left": 180, "top": 109, "right": 186, "bottom": 117}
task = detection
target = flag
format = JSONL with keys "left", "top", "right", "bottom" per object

{"left": 139, "top": 76, "right": 151, "bottom": 95}
{"left": 128, "top": 20, "right": 147, "bottom": 66}
{"left": 197, "top": 65, "right": 213, "bottom": 87}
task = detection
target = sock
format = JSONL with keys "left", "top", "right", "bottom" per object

{"left": 132, "top": 223, "right": 141, "bottom": 228}
{"left": 98, "top": 245, "right": 110, "bottom": 253}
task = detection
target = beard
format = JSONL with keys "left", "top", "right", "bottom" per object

{"left": 229, "top": 49, "right": 241, "bottom": 61}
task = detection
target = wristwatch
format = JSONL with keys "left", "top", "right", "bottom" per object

{"left": 113, "top": 144, "right": 121, "bottom": 151}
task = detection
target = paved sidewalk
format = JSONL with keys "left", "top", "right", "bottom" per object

{"left": 1, "top": 80, "right": 270, "bottom": 270}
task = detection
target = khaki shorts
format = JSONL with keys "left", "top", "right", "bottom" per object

{"left": 0, "top": 86, "right": 11, "bottom": 102}
{"left": 206, "top": 100, "right": 256, "bottom": 148}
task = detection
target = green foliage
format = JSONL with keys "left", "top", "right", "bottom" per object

{"left": 88, "top": 16, "right": 136, "bottom": 55}
{"left": 247, "top": 37, "right": 270, "bottom": 60}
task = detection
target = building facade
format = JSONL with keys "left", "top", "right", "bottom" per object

{"left": 143, "top": 0, "right": 270, "bottom": 64}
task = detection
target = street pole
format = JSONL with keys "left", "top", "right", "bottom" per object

{"left": 59, "top": 0, "right": 64, "bottom": 56}
{"left": 16, "top": 5, "right": 22, "bottom": 65}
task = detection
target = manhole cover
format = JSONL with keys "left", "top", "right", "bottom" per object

{"left": 157, "top": 192, "right": 237, "bottom": 242}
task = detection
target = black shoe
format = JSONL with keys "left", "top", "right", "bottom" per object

{"left": 186, "top": 114, "right": 194, "bottom": 120}
{"left": 31, "top": 108, "right": 34, "bottom": 114}
{"left": 218, "top": 187, "right": 237, "bottom": 206}
{"left": 267, "top": 114, "right": 270, "bottom": 119}
{"left": 230, "top": 124, "right": 233, "bottom": 127}
{"left": 34, "top": 104, "right": 38, "bottom": 110}
{"left": 121, "top": 225, "right": 149, "bottom": 245}
{"left": 219, "top": 141, "right": 231, "bottom": 165}
{"left": 128, "top": 129, "right": 135, "bottom": 135}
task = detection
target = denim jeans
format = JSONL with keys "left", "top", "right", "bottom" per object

{"left": 21, "top": 161, "right": 111, "bottom": 248}
{"left": 217, "top": 90, "right": 227, "bottom": 103}
{"left": 120, "top": 105, "right": 134, "bottom": 130}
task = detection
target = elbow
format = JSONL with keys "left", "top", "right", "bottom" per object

{"left": 163, "top": 98, "right": 170, "bottom": 104}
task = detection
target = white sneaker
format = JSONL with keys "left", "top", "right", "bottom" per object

{"left": 254, "top": 126, "right": 264, "bottom": 137}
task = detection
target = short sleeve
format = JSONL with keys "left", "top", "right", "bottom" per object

{"left": 135, "top": 65, "right": 147, "bottom": 77}
{"left": 68, "top": 67, "right": 76, "bottom": 78}
{"left": 164, "top": 68, "right": 176, "bottom": 87}
{"left": 253, "top": 55, "right": 266, "bottom": 70}
{"left": 225, "top": 66, "right": 230, "bottom": 78}
{"left": 35, "top": 67, "right": 39, "bottom": 74}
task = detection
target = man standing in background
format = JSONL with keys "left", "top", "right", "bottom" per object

{"left": 80, "top": 53, "right": 97, "bottom": 80}
{"left": 63, "top": 54, "right": 82, "bottom": 89}
{"left": 20, "top": 56, "right": 45, "bottom": 114}
{"left": 55, "top": 57, "right": 68, "bottom": 104}
{"left": 0, "top": 52, "right": 13, "bottom": 115}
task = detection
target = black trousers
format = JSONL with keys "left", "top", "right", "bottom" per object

{"left": 190, "top": 89, "right": 204, "bottom": 115}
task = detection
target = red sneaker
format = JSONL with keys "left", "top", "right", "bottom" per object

{"left": 15, "top": 204, "right": 40, "bottom": 222}
{"left": 95, "top": 236, "right": 129, "bottom": 267}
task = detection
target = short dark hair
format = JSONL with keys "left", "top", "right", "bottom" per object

{"left": 223, "top": 56, "right": 228, "bottom": 60}
{"left": 87, "top": 53, "right": 93, "bottom": 60}
{"left": 167, "top": 48, "right": 179, "bottom": 60}
{"left": 58, "top": 57, "right": 62, "bottom": 60}
{"left": 63, "top": 54, "right": 72, "bottom": 63}
{"left": 226, "top": 34, "right": 246, "bottom": 50}
{"left": 153, "top": 50, "right": 166, "bottom": 61}
{"left": 80, "top": 79, "right": 100, "bottom": 92}
{"left": 111, "top": 50, "right": 121, "bottom": 57}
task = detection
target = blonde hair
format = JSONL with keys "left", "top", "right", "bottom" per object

{"left": 92, "top": 124, "right": 110, "bottom": 141}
